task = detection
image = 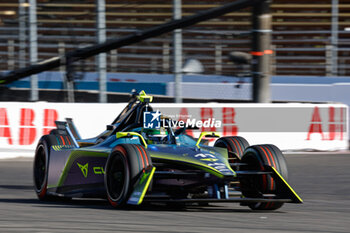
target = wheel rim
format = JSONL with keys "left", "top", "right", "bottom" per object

{"left": 34, "top": 145, "right": 46, "bottom": 191}
{"left": 107, "top": 153, "right": 127, "bottom": 201}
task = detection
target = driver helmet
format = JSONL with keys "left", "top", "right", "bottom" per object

{"left": 142, "top": 127, "right": 168, "bottom": 144}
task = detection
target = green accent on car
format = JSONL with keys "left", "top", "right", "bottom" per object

{"left": 0, "top": 80, "right": 5, "bottom": 84}
{"left": 271, "top": 167, "right": 303, "bottom": 203}
{"left": 116, "top": 132, "right": 147, "bottom": 148}
{"left": 127, "top": 166, "right": 156, "bottom": 205}
{"left": 93, "top": 166, "right": 105, "bottom": 174}
{"left": 200, "top": 158, "right": 218, "bottom": 162}
{"left": 138, "top": 167, "right": 156, "bottom": 204}
{"left": 137, "top": 90, "right": 153, "bottom": 103}
{"left": 77, "top": 162, "right": 89, "bottom": 178}
{"left": 52, "top": 145, "right": 75, "bottom": 151}
{"left": 196, "top": 132, "right": 221, "bottom": 148}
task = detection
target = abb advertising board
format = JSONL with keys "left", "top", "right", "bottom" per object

{"left": 0, "top": 102, "right": 348, "bottom": 158}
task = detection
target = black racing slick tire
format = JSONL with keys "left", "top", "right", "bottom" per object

{"left": 33, "top": 135, "right": 57, "bottom": 200}
{"left": 239, "top": 144, "right": 288, "bottom": 211}
{"left": 105, "top": 144, "right": 152, "bottom": 208}
{"left": 214, "top": 136, "right": 249, "bottom": 160}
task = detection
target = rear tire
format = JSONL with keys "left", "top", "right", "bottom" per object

{"left": 214, "top": 136, "right": 249, "bottom": 160}
{"left": 33, "top": 135, "right": 57, "bottom": 200}
{"left": 239, "top": 144, "right": 288, "bottom": 211}
{"left": 105, "top": 144, "right": 151, "bottom": 208}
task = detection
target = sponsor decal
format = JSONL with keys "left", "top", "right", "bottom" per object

{"left": 0, "top": 108, "right": 58, "bottom": 145}
{"left": 194, "top": 153, "right": 217, "bottom": 159}
{"left": 194, "top": 153, "right": 228, "bottom": 171}
{"left": 207, "top": 162, "right": 232, "bottom": 173}
{"left": 77, "top": 162, "right": 105, "bottom": 178}
{"left": 306, "top": 106, "right": 345, "bottom": 140}
{"left": 93, "top": 166, "right": 105, "bottom": 175}
{"left": 195, "top": 154, "right": 218, "bottom": 162}
{"left": 77, "top": 162, "right": 89, "bottom": 178}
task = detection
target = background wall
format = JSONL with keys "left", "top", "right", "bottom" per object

{"left": 0, "top": 102, "right": 347, "bottom": 158}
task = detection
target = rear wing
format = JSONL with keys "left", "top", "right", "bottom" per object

{"left": 65, "top": 118, "right": 81, "bottom": 140}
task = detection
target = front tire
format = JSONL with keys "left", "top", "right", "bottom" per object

{"left": 239, "top": 144, "right": 288, "bottom": 211}
{"left": 105, "top": 144, "right": 151, "bottom": 208}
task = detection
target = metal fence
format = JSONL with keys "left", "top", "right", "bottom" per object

{"left": 1, "top": 0, "right": 349, "bottom": 76}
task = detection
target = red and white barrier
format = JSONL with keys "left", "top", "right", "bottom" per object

{"left": 0, "top": 102, "right": 348, "bottom": 158}
{"left": 155, "top": 103, "right": 348, "bottom": 151}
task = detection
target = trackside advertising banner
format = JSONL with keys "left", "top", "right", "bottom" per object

{"left": 0, "top": 102, "right": 348, "bottom": 158}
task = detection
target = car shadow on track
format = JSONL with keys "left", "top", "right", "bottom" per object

{"left": 0, "top": 197, "right": 285, "bottom": 213}
{"left": 0, "top": 185, "right": 33, "bottom": 190}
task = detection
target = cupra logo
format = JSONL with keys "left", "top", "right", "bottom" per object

{"left": 77, "top": 162, "right": 89, "bottom": 178}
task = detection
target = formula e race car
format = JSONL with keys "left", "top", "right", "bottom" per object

{"left": 33, "top": 91, "right": 302, "bottom": 211}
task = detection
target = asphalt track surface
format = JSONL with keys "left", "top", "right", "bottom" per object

{"left": 0, "top": 153, "right": 349, "bottom": 233}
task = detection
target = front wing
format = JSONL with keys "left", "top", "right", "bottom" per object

{"left": 129, "top": 165, "right": 302, "bottom": 205}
